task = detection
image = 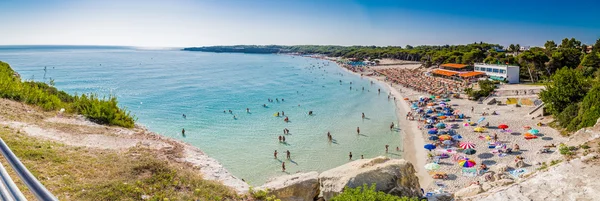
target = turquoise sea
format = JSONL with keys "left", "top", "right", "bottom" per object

{"left": 0, "top": 46, "right": 401, "bottom": 185}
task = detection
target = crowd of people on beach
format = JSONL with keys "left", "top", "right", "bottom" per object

{"left": 374, "top": 68, "right": 468, "bottom": 96}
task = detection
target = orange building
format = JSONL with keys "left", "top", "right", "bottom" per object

{"left": 431, "top": 63, "right": 486, "bottom": 82}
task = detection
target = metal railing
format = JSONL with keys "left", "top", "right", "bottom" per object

{"left": 0, "top": 138, "right": 57, "bottom": 201}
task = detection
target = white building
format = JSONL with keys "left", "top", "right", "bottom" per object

{"left": 474, "top": 63, "right": 520, "bottom": 84}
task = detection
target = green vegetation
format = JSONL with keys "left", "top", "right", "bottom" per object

{"left": 464, "top": 80, "right": 496, "bottom": 100}
{"left": 0, "top": 61, "right": 135, "bottom": 128}
{"left": 249, "top": 187, "right": 280, "bottom": 201}
{"left": 331, "top": 184, "right": 424, "bottom": 201}
{"left": 0, "top": 127, "right": 238, "bottom": 200}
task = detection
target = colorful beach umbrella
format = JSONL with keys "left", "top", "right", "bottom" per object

{"left": 439, "top": 116, "right": 447, "bottom": 120}
{"left": 439, "top": 131, "right": 448, "bottom": 135}
{"left": 424, "top": 144, "right": 436, "bottom": 150}
{"left": 436, "top": 123, "right": 446, "bottom": 129}
{"left": 459, "top": 142, "right": 475, "bottom": 149}
{"left": 452, "top": 135, "right": 463, "bottom": 140}
{"left": 524, "top": 133, "right": 538, "bottom": 140}
{"left": 498, "top": 124, "right": 509, "bottom": 130}
{"left": 428, "top": 136, "right": 439, "bottom": 141}
{"left": 528, "top": 129, "right": 539, "bottom": 135}
{"left": 427, "top": 103, "right": 435, "bottom": 106}
{"left": 443, "top": 140, "right": 453, "bottom": 145}
{"left": 430, "top": 95, "right": 436, "bottom": 99}
{"left": 439, "top": 135, "right": 452, "bottom": 141}
{"left": 425, "top": 124, "right": 434, "bottom": 129}
{"left": 474, "top": 127, "right": 486, "bottom": 132}
{"left": 463, "top": 148, "right": 477, "bottom": 155}
{"left": 424, "top": 163, "right": 441, "bottom": 170}
{"left": 403, "top": 97, "right": 409, "bottom": 100}
{"left": 428, "top": 130, "right": 438, "bottom": 134}
{"left": 458, "top": 158, "right": 476, "bottom": 167}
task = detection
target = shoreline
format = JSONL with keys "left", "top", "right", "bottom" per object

{"left": 327, "top": 58, "right": 432, "bottom": 189}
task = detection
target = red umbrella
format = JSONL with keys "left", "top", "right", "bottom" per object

{"left": 459, "top": 141, "right": 475, "bottom": 149}
{"left": 498, "top": 124, "right": 509, "bottom": 130}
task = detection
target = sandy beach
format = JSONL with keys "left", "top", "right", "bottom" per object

{"left": 333, "top": 60, "right": 569, "bottom": 194}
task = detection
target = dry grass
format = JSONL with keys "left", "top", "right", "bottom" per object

{"left": 0, "top": 127, "right": 240, "bottom": 200}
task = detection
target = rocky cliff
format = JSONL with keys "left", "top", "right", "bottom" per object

{"left": 259, "top": 157, "right": 422, "bottom": 201}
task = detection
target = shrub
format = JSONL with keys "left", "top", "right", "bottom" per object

{"left": 0, "top": 61, "right": 135, "bottom": 128}
{"left": 331, "top": 184, "right": 424, "bottom": 201}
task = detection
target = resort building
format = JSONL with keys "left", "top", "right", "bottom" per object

{"left": 431, "top": 63, "right": 486, "bottom": 82}
{"left": 474, "top": 63, "right": 520, "bottom": 84}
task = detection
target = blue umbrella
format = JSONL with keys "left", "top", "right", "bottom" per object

{"left": 425, "top": 124, "right": 434, "bottom": 129}
{"left": 448, "top": 129, "right": 457, "bottom": 135}
{"left": 428, "top": 130, "right": 438, "bottom": 134}
{"left": 459, "top": 114, "right": 465, "bottom": 119}
{"left": 436, "top": 123, "right": 446, "bottom": 128}
{"left": 426, "top": 110, "right": 433, "bottom": 114}
{"left": 428, "top": 136, "right": 439, "bottom": 141}
{"left": 445, "top": 112, "right": 454, "bottom": 116}
{"left": 439, "top": 131, "right": 448, "bottom": 135}
{"left": 452, "top": 135, "right": 463, "bottom": 140}
{"left": 424, "top": 144, "right": 436, "bottom": 150}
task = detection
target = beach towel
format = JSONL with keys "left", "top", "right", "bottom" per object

{"left": 509, "top": 168, "right": 527, "bottom": 179}
{"left": 462, "top": 168, "right": 478, "bottom": 177}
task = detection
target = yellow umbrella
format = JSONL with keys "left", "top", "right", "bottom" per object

{"left": 474, "top": 127, "right": 486, "bottom": 132}
{"left": 439, "top": 135, "right": 452, "bottom": 141}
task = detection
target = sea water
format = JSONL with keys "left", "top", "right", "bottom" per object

{"left": 0, "top": 46, "right": 401, "bottom": 185}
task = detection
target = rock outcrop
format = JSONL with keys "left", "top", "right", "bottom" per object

{"left": 454, "top": 184, "right": 483, "bottom": 199}
{"left": 463, "top": 153, "right": 600, "bottom": 201}
{"left": 318, "top": 157, "right": 421, "bottom": 200}
{"left": 258, "top": 172, "right": 320, "bottom": 201}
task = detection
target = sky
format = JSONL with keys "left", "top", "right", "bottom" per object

{"left": 0, "top": 0, "right": 599, "bottom": 47}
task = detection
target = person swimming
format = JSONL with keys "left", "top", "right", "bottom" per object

{"left": 349, "top": 152, "right": 353, "bottom": 160}
{"left": 286, "top": 150, "right": 290, "bottom": 159}
{"left": 182, "top": 128, "right": 185, "bottom": 135}
{"left": 246, "top": 108, "right": 250, "bottom": 113}
{"left": 284, "top": 116, "right": 289, "bottom": 122}
{"left": 229, "top": 110, "right": 232, "bottom": 114}
{"left": 390, "top": 122, "right": 394, "bottom": 130}
{"left": 274, "top": 150, "right": 278, "bottom": 159}
{"left": 362, "top": 113, "right": 365, "bottom": 119}
{"left": 278, "top": 136, "right": 282, "bottom": 142}
{"left": 282, "top": 162, "right": 286, "bottom": 172}
{"left": 385, "top": 145, "right": 389, "bottom": 153}
{"left": 263, "top": 104, "right": 267, "bottom": 108}
{"left": 282, "top": 111, "right": 285, "bottom": 116}
{"left": 308, "top": 111, "right": 313, "bottom": 115}
{"left": 357, "top": 127, "right": 360, "bottom": 135}
{"left": 182, "top": 114, "right": 186, "bottom": 119}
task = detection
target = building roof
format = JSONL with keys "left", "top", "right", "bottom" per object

{"left": 459, "top": 71, "right": 486, "bottom": 78}
{"left": 441, "top": 63, "right": 469, "bottom": 69}
{"left": 431, "top": 69, "right": 459, "bottom": 76}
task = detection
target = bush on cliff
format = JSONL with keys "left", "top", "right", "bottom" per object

{"left": 331, "top": 184, "right": 424, "bottom": 201}
{"left": 0, "top": 61, "right": 135, "bottom": 128}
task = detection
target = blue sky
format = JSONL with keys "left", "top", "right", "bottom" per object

{"left": 0, "top": 0, "right": 598, "bottom": 47}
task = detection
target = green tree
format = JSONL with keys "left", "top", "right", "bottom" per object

{"left": 544, "top": 40, "right": 557, "bottom": 53}
{"left": 331, "top": 184, "right": 423, "bottom": 201}
{"left": 569, "top": 84, "right": 600, "bottom": 131}
{"left": 539, "top": 67, "right": 588, "bottom": 116}
{"left": 509, "top": 44, "right": 516, "bottom": 53}
{"left": 593, "top": 39, "right": 600, "bottom": 53}
{"left": 580, "top": 52, "right": 600, "bottom": 76}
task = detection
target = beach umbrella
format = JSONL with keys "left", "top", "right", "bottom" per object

{"left": 424, "top": 163, "right": 441, "bottom": 170}
{"left": 427, "top": 103, "right": 435, "bottom": 106}
{"left": 443, "top": 140, "right": 453, "bottom": 146}
{"left": 528, "top": 129, "right": 540, "bottom": 135}
{"left": 428, "top": 130, "right": 438, "bottom": 134}
{"left": 439, "top": 135, "right": 452, "bottom": 141}
{"left": 452, "top": 135, "right": 463, "bottom": 140}
{"left": 439, "top": 116, "right": 447, "bottom": 120}
{"left": 459, "top": 142, "right": 476, "bottom": 149}
{"left": 474, "top": 127, "right": 486, "bottom": 132}
{"left": 403, "top": 97, "right": 409, "bottom": 100}
{"left": 435, "top": 96, "right": 441, "bottom": 99}
{"left": 463, "top": 148, "right": 477, "bottom": 155}
{"left": 436, "top": 123, "right": 446, "bottom": 129}
{"left": 424, "top": 144, "right": 436, "bottom": 150}
{"left": 428, "top": 136, "right": 439, "bottom": 141}
{"left": 444, "top": 112, "right": 454, "bottom": 116}
{"left": 430, "top": 95, "right": 436, "bottom": 99}
{"left": 523, "top": 126, "right": 532, "bottom": 130}
{"left": 426, "top": 109, "right": 433, "bottom": 114}
{"left": 524, "top": 133, "right": 538, "bottom": 140}
{"left": 444, "top": 98, "right": 451, "bottom": 102}
{"left": 425, "top": 124, "right": 434, "bottom": 129}
{"left": 439, "top": 131, "right": 448, "bottom": 135}
{"left": 498, "top": 124, "right": 509, "bottom": 130}
{"left": 458, "top": 158, "right": 476, "bottom": 167}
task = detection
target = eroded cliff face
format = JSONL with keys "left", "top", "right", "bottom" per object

{"left": 460, "top": 119, "right": 600, "bottom": 201}
{"left": 318, "top": 156, "right": 422, "bottom": 200}
{"left": 258, "top": 156, "right": 422, "bottom": 201}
